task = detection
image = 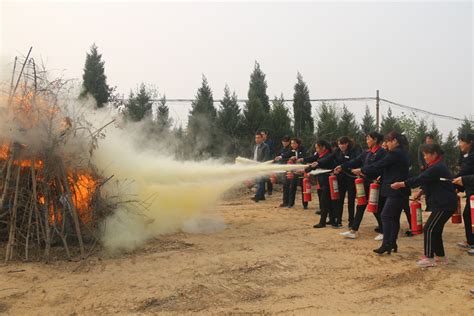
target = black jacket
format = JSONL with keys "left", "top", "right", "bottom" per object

{"left": 305, "top": 151, "right": 337, "bottom": 189}
{"left": 405, "top": 161, "right": 457, "bottom": 212}
{"left": 361, "top": 146, "right": 410, "bottom": 198}
{"left": 281, "top": 146, "right": 306, "bottom": 161}
{"left": 461, "top": 174, "right": 474, "bottom": 196}
{"left": 455, "top": 149, "right": 474, "bottom": 194}
{"left": 342, "top": 147, "right": 386, "bottom": 187}
{"left": 334, "top": 147, "right": 360, "bottom": 185}
{"left": 277, "top": 145, "right": 292, "bottom": 164}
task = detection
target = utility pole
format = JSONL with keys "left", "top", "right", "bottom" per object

{"left": 376, "top": 90, "right": 380, "bottom": 131}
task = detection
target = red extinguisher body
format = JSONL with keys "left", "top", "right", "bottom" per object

{"left": 303, "top": 173, "right": 312, "bottom": 202}
{"left": 355, "top": 177, "right": 366, "bottom": 206}
{"left": 452, "top": 195, "right": 462, "bottom": 224}
{"left": 410, "top": 200, "right": 423, "bottom": 235}
{"left": 367, "top": 182, "right": 380, "bottom": 213}
{"left": 329, "top": 175, "right": 340, "bottom": 201}
{"left": 471, "top": 195, "right": 474, "bottom": 233}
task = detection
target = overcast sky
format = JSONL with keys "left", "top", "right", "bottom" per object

{"left": 1, "top": 0, "right": 472, "bottom": 136}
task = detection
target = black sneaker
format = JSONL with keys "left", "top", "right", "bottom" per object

{"left": 315, "top": 211, "right": 321, "bottom": 215}
{"left": 374, "top": 227, "right": 381, "bottom": 233}
{"left": 404, "top": 230, "right": 413, "bottom": 237}
{"left": 279, "top": 203, "right": 288, "bottom": 208}
{"left": 303, "top": 205, "right": 308, "bottom": 210}
{"left": 313, "top": 223, "right": 326, "bottom": 228}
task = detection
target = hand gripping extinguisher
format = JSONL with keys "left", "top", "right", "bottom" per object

{"left": 286, "top": 159, "right": 294, "bottom": 180}
{"left": 329, "top": 174, "right": 340, "bottom": 201}
{"left": 452, "top": 195, "right": 462, "bottom": 224}
{"left": 303, "top": 173, "right": 312, "bottom": 202}
{"left": 355, "top": 177, "right": 366, "bottom": 206}
{"left": 270, "top": 173, "right": 277, "bottom": 185}
{"left": 367, "top": 182, "right": 380, "bottom": 213}
{"left": 471, "top": 195, "right": 474, "bottom": 233}
{"left": 410, "top": 200, "right": 423, "bottom": 235}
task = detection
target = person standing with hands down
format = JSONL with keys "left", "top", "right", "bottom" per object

{"left": 251, "top": 132, "right": 270, "bottom": 202}
{"left": 391, "top": 144, "right": 457, "bottom": 267}
{"left": 353, "top": 132, "right": 410, "bottom": 255}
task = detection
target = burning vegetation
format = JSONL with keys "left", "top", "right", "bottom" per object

{"left": 0, "top": 51, "right": 113, "bottom": 262}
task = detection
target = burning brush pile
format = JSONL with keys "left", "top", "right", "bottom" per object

{"left": 0, "top": 54, "right": 113, "bottom": 262}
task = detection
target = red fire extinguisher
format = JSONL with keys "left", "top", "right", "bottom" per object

{"left": 303, "top": 173, "right": 312, "bottom": 202}
{"left": 367, "top": 182, "right": 380, "bottom": 213}
{"left": 329, "top": 174, "right": 339, "bottom": 201}
{"left": 452, "top": 195, "right": 462, "bottom": 224}
{"left": 243, "top": 179, "right": 254, "bottom": 189}
{"left": 410, "top": 200, "right": 423, "bottom": 235}
{"left": 471, "top": 195, "right": 474, "bottom": 233}
{"left": 355, "top": 177, "right": 366, "bottom": 206}
{"left": 270, "top": 173, "right": 277, "bottom": 185}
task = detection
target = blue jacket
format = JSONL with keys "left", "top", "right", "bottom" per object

{"left": 456, "top": 149, "right": 474, "bottom": 195}
{"left": 405, "top": 161, "right": 457, "bottom": 212}
{"left": 361, "top": 146, "right": 410, "bottom": 198}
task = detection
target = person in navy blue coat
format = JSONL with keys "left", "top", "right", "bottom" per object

{"left": 392, "top": 144, "right": 457, "bottom": 267}
{"left": 274, "top": 136, "right": 294, "bottom": 207}
{"left": 335, "top": 132, "right": 386, "bottom": 239}
{"left": 353, "top": 131, "right": 411, "bottom": 255}
{"left": 304, "top": 140, "right": 339, "bottom": 228}
{"left": 452, "top": 133, "right": 474, "bottom": 250}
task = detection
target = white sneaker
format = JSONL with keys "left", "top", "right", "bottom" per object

{"left": 374, "top": 234, "right": 384, "bottom": 241}
{"left": 340, "top": 231, "right": 352, "bottom": 236}
{"left": 344, "top": 232, "right": 357, "bottom": 239}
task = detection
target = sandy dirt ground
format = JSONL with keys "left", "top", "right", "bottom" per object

{"left": 1, "top": 187, "right": 473, "bottom": 315}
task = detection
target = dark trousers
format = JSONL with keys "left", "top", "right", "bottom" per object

{"left": 463, "top": 195, "right": 474, "bottom": 245}
{"left": 289, "top": 175, "right": 308, "bottom": 208}
{"left": 338, "top": 179, "right": 356, "bottom": 226}
{"left": 351, "top": 195, "right": 385, "bottom": 232}
{"left": 424, "top": 210, "right": 452, "bottom": 258}
{"left": 403, "top": 199, "right": 411, "bottom": 229}
{"left": 282, "top": 177, "right": 290, "bottom": 206}
{"left": 255, "top": 178, "right": 265, "bottom": 200}
{"left": 318, "top": 186, "right": 337, "bottom": 225}
{"left": 265, "top": 178, "right": 273, "bottom": 194}
{"left": 381, "top": 196, "right": 407, "bottom": 246}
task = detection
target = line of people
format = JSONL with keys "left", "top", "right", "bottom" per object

{"left": 251, "top": 129, "right": 474, "bottom": 268}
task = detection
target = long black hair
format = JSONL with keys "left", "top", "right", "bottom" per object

{"left": 384, "top": 131, "right": 409, "bottom": 151}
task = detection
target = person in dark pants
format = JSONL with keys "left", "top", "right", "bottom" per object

{"left": 453, "top": 174, "right": 474, "bottom": 256}
{"left": 335, "top": 132, "right": 386, "bottom": 239}
{"left": 304, "top": 140, "right": 338, "bottom": 228}
{"left": 261, "top": 130, "right": 274, "bottom": 195}
{"left": 334, "top": 136, "right": 360, "bottom": 228}
{"left": 392, "top": 144, "right": 457, "bottom": 267}
{"left": 452, "top": 133, "right": 474, "bottom": 251}
{"left": 354, "top": 131, "right": 410, "bottom": 255}
{"left": 251, "top": 132, "right": 270, "bottom": 202}
{"left": 274, "top": 136, "right": 292, "bottom": 207}
{"left": 286, "top": 138, "right": 306, "bottom": 209}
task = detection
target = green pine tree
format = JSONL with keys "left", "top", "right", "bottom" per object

{"left": 292, "top": 72, "right": 314, "bottom": 146}
{"left": 337, "top": 105, "right": 360, "bottom": 142}
{"left": 156, "top": 95, "right": 172, "bottom": 134}
{"left": 216, "top": 85, "right": 244, "bottom": 158}
{"left": 442, "top": 131, "right": 459, "bottom": 173}
{"left": 243, "top": 61, "right": 270, "bottom": 140}
{"left": 80, "top": 43, "right": 111, "bottom": 108}
{"left": 359, "top": 105, "right": 377, "bottom": 147}
{"left": 457, "top": 118, "right": 474, "bottom": 137}
{"left": 125, "top": 83, "right": 156, "bottom": 122}
{"left": 315, "top": 102, "right": 339, "bottom": 141}
{"left": 187, "top": 75, "right": 217, "bottom": 158}
{"left": 427, "top": 121, "right": 442, "bottom": 143}
{"left": 269, "top": 94, "right": 292, "bottom": 150}
{"left": 380, "top": 108, "right": 402, "bottom": 135}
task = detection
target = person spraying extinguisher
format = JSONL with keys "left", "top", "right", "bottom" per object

{"left": 452, "top": 174, "right": 474, "bottom": 256}
{"left": 334, "top": 131, "right": 386, "bottom": 240}
{"left": 451, "top": 133, "right": 474, "bottom": 255}
{"left": 392, "top": 144, "right": 457, "bottom": 267}
{"left": 303, "top": 140, "right": 338, "bottom": 228}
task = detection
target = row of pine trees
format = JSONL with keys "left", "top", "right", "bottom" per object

{"left": 80, "top": 44, "right": 474, "bottom": 174}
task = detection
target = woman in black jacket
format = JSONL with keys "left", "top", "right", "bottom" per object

{"left": 353, "top": 131, "right": 411, "bottom": 254}
{"left": 333, "top": 136, "right": 360, "bottom": 228}
{"left": 392, "top": 144, "right": 457, "bottom": 267}
{"left": 274, "top": 136, "right": 292, "bottom": 207}
{"left": 453, "top": 133, "right": 474, "bottom": 250}
{"left": 335, "top": 132, "right": 386, "bottom": 239}
{"left": 304, "top": 140, "right": 338, "bottom": 228}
